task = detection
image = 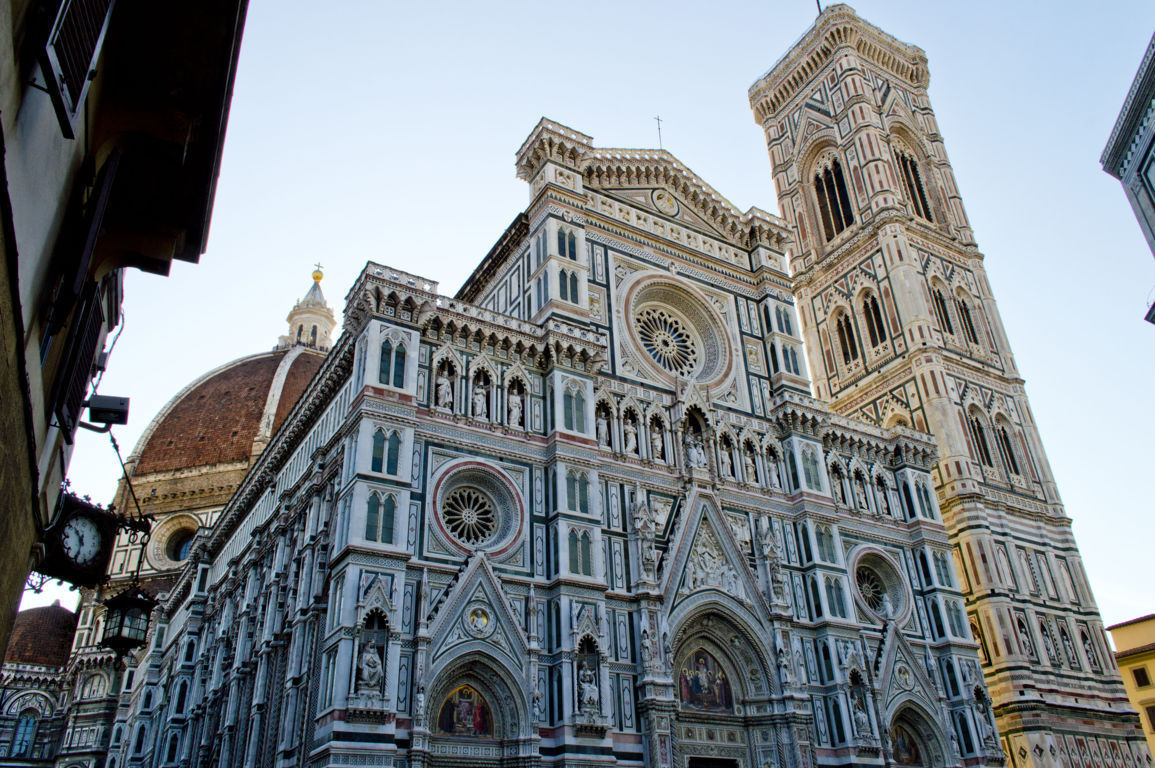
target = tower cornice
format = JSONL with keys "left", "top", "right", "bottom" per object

{"left": 748, "top": 4, "right": 929, "bottom": 123}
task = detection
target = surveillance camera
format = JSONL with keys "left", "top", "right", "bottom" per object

{"left": 86, "top": 395, "right": 129, "bottom": 426}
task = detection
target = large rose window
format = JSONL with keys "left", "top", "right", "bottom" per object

{"left": 433, "top": 462, "right": 523, "bottom": 555}
{"left": 624, "top": 276, "right": 731, "bottom": 385}
{"left": 852, "top": 550, "right": 909, "bottom": 621}
{"left": 635, "top": 307, "right": 699, "bottom": 377}
{"left": 442, "top": 488, "right": 497, "bottom": 545}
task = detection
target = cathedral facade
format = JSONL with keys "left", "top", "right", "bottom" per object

{"left": 13, "top": 6, "right": 1146, "bottom": 768}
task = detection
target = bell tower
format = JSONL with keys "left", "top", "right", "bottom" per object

{"left": 750, "top": 5, "right": 1145, "bottom": 766}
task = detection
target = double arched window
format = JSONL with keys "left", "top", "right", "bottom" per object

{"left": 813, "top": 157, "right": 855, "bottom": 242}
{"left": 370, "top": 429, "right": 401, "bottom": 475}
{"left": 954, "top": 293, "right": 981, "bottom": 346}
{"left": 834, "top": 313, "right": 859, "bottom": 366}
{"left": 557, "top": 227, "right": 578, "bottom": 260}
{"left": 862, "top": 292, "right": 887, "bottom": 349}
{"left": 562, "top": 385, "right": 586, "bottom": 433}
{"left": 365, "top": 492, "right": 396, "bottom": 544}
{"left": 566, "top": 471, "right": 590, "bottom": 514}
{"left": 379, "top": 339, "right": 407, "bottom": 388}
{"left": 815, "top": 525, "right": 837, "bottom": 563}
{"left": 825, "top": 577, "right": 848, "bottom": 618}
{"left": 568, "top": 528, "right": 593, "bottom": 576}
{"left": 893, "top": 146, "right": 933, "bottom": 222}
{"left": 558, "top": 268, "right": 579, "bottom": 302}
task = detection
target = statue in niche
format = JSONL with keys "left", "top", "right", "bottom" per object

{"left": 1017, "top": 622, "right": 1034, "bottom": 657}
{"left": 650, "top": 429, "right": 663, "bottom": 461}
{"left": 831, "top": 474, "right": 845, "bottom": 505}
{"left": 596, "top": 413, "right": 610, "bottom": 447}
{"left": 532, "top": 682, "right": 544, "bottom": 723}
{"left": 766, "top": 454, "right": 781, "bottom": 489}
{"left": 718, "top": 446, "right": 733, "bottom": 477}
{"left": 1083, "top": 634, "right": 1100, "bottom": 669}
{"left": 974, "top": 696, "right": 996, "bottom": 746}
{"left": 436, "top": 370, "right": 453, "bottom": 409}
{"left": 760, "top": 518, "right": 785, "bottom": 601}
{"left": 579, "top": 662, "right": 600, "bottom": 712}
{"left": 640, "top": 629, "right": 654, "bottom": 665}
{"left": 415, "top": 686, "right": 426, "bottom": 725}
{"left": 776, "top": 647, "right": 791, "bottom": 685}
{"left": 472, "top": 381, "right": 488, "bottom": 419}
{"left": 633, "top": 486, "right": 656, "bottom": 580}
{"left": 356, "top": 639, "right": 384, "bottom": 693}
{"left": 743, "top": 449, "right": 757, "bottom": 483}
{"left": 685, "top": 432, "right": 707, "bottom": 469}
{"left": 853, "top": 475, "right": 869, "bottom": 510}
{"left": 851, "top": 693, "right": 871, "bottom": 738}
{"left": 507, "top": 390, "right": 523, "bottom": 427}
{"left": 624, "top": 420, "right": 638, "bottom": 454}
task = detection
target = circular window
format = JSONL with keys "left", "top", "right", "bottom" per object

{"left": 168, "top": 531, "right": 194, "bottom": 562}
{"left": 433, "top": 462, "right": 524, "bottom": 555}
{"left": 442, "top": 488, "right": 497, "bottom": 545}
{"left": 623, "top": 276, "right": 732, "bottom": 386}
{"left": 852, "top": 550, "right": 909, "bottom": 621}
{"left": 635, "top": 307, "right": 699, "bottom": 377}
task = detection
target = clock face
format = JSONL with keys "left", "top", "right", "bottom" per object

{"left": 61, "top": 515, "right": 102, "bottom": 567}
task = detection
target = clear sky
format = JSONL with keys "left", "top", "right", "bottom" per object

{"left": 25, "top": 1, "right": 1155, "bottom": 634}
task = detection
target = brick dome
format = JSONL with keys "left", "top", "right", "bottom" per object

{"left": 131, "top": 347, "right": 324, "bottom": 475}
{"left": 4, "top": 603, "right": 77, "bottom": 668}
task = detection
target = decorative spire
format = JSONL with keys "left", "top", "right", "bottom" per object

{"left": 277, "top": 266, "right": 336, "bottom": 352}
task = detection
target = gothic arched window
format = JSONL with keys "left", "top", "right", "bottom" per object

{"left": 380, "top": 340, "right": 393, "bottom": 385}
{"left": 568, "top": 270, "right": 579, "bottom": 301}
{"left": 10, "top": 710, "right": 37, "bottom": 757}
{"left": 955, "top": 295, "right": 981, "bottom": 346}
{"left": 365, "top": 493, "right": 395, "bottom": 544}
{"left": 815, "top": 525, "right": 837, "bottom": 563}
{"left": 392, "top": 344, "right": 406, "bottom": 387}
{"left": 310, "top": 325, "right": 318, "bottom": 345}
{"left": 371, "top": 428, "right": 386, "bottom": 473}
{"left": 995, "top": 424, "right": 1021, "bottom": 476}
{"left": 809, "top": 575, "right": 824, "bottom": 619}
{"left": 568, "top": 231, "right": 577, "bottom": 260}
{"left": 557, "top": 228, "right": 566, "bottom": 258}
{"left": 931, "top": 287, "right": 954, "bottom": 335}
{"left": 862, "top": 292, "right": 886, "bottom": 348}
{"left": 825, "top": 577, "right": 847, "bottom": 618}
{"left": 559, "top": 269, "right": 570, "bottom": 302}
{"left": 967, "top": 416, "right": 994, "bottom": 468}
{"left": 893, "top": 147, "right": 934, "bottom": 222}
{"left": 580, "top": 531, "right": 593, "bottom": 576}
{"left": 386, "top": 431, "right": 401, "bottom": 475}
{"left": 835, "top": 313, "right": 859, "bottom": 365}
{"left": 814, "top": 157, "right": 855, "bottom": 242}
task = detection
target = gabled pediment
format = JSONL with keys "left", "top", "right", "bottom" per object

{"left": 660, "top": 492, "right": 769, "bottom": 619}
{"left": 877, "top": 623, "right": 939, "bottom": 713}
{"left": 427, "top": 555, "right": 529, "bottom": 671}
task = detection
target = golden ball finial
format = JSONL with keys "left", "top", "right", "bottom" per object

{"left": 312, "top": 263, "right": 324, "bottom": 283}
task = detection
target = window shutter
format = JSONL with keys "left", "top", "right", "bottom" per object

{"left": 40, "top": 0, "right": 116, "bottom": 139}
{"left": 52, "top": 282, "right": 105, "bottom": 441}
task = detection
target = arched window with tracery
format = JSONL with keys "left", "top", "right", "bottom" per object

{"left": 559, "top": 269, "right": 571, "bottom": 301}
{"left": 815, "top": 525, "right": 837, "bottom": 563}
{"left": 995, "top": 422, "right": 1021, "bottom": 476}
{"left": 365, "top": 492, "right": 395, "bottom": 545}
{"left": 955, "top": 293, "right": 981, "bottom": 346}
{"left": 862, "top": 292, "right": 886, "bottom": 349}
{"left": 967, "top": 414, "right": 994, "bottom": 468}
{"left": 931, "top": 287, "right": 954, "bottom": 335}
{"left": 813, "top": 156, "right": 855, "bottom": 241}
{"left": 834, "top": 312, "right": 859, "bottom": 366}
{"left": 893, "top": 145, "right": 933, "bottom": 222}
{"left": 825, "top": 577, "right": 847, "bottom": 618}
{"left": 10, "top": 710, "right": 37, "bottom": 757}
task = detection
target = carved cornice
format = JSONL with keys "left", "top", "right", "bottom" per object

{"left": 748, "top": 4, "right": 929, "bottom": 123}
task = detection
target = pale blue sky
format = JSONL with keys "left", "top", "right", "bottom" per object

{"left": 29, "top": 1, "right": 1155, "bottom": 632}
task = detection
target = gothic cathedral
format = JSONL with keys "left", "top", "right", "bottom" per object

{"left": 5, "top": 6, "right": 1143, "bottom": 768}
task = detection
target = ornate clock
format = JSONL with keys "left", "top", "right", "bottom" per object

{"left": 35, "top": 491, "right": 120, "bottom": 588}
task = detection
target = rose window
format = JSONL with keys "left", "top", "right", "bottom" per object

{"left": 856, "top": 566, "right": 886, "bottom": 611}
{"left": 442, "top": 488, "right": 497, "bottom": 545}
{"left": 635, "top": 307, "right": 699, "bottom": 376}
{"left": 624, "top": 276, "right": 732, "bottom": 385}
{"left": 852, "top": 550, "right": 909, "bottom": 621}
